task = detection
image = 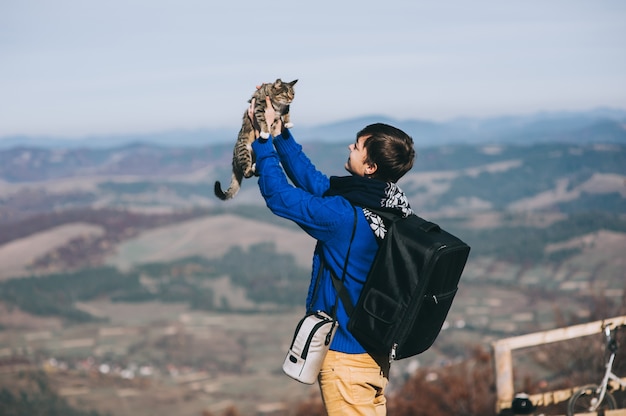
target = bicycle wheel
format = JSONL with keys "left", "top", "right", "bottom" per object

{"left": 567, "top": 384, "right": 617, "bottom": 416}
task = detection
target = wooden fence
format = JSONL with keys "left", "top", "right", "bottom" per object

{"left": 492, "top": 315, "right": 626, "bottom": 414}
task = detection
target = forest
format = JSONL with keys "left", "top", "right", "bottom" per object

{"left": 2, "top": 207, "right": 626, "bottom": 323}
{"left": 0, "top": 242, "right": 309, "bottom": 323}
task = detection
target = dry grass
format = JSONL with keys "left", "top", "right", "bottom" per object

{"left": 509, "top": 173, "right": 626, "bottom": 211}
{"left": 107, "top": 213, "right": 316, "bottom": 269}
{"left": 0, "top": 301, "right": 64, "bottom": 331}
{"left": 0, "top": 222, "right": 105, "bottom": 280}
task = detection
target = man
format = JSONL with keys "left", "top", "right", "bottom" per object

{"left": 250, "top": 96, "right": 415, "bottom": 415}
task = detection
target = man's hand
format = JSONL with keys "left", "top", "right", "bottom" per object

{"left": 248, "top": 98, "right": 260, "bottom": 136}
{"left": 248, "top": 95, "right": 281, "bottom": 138}
{"left": 264, "top": 96, "right": 282, "bottom": 137}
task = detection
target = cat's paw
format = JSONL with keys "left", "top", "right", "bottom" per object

{"left": 260, "top": 131, "right": 270, "bottom": 139}
{"left": 284, "top": 122, "right": 294, "bottom": 128}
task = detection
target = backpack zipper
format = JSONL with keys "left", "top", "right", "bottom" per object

{"left": 389, "top": 343, "right": 398, "bottom": 362}
{"left": 388, "top": 243, "right": 445, "bottom": 361}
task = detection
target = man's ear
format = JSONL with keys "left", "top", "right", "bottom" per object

{"left": 365, "top": 163, "right": 378, "bottom": 175}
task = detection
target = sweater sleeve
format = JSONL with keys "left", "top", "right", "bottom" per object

{"left": 272, "top": 129, "right": 330, "bottom": 196}
{"left": 251, "top": 135, "right": 350, "bottom": 243}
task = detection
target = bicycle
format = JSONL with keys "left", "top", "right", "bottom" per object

{"left": 567, "top": 323, "right": 625, "bottom": 416}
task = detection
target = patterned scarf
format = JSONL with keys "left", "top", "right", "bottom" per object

{"left": 324, "top": 175, "right": 414, "bottom": 241}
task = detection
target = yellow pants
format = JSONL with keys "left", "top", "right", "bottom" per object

{"left": 318, "top": 350, "right": 390, "bottom": 416}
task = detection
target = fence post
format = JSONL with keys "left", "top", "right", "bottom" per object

{"left": 491, "top": 315, "right": 626, "bottom": 414}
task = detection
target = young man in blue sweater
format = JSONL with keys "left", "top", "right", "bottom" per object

{"left": 250, "top": 96, "right": 415, "bottom": 415}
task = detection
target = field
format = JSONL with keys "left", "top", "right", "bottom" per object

{"left": 1, "top": 215, "right": 624, "bottom": 414}
{"left": 1, "top": 140, "right": 625, "bottom": 415}
{"left": 108, "top": 214, "right": 316, "bottom": 270}
{"left": 0, "top": 223, "right": 105, "bottom": 280}
{"left": 0, "top": 303, "right": 317, "bottom": 416}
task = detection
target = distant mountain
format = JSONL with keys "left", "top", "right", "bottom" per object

{"left": 0, "top": 141, "right": 234, "bottom": 182}
{"left": 0, "top": 128, "right": 234, "bottom": 150}
{"left": 1, "top": 108, "right": 625, "bottom": 149}
{"left": 1, "top": 107, "right": 625, "bottom": 227}
{"left": 297, "top": 107, "right": 626, "bottom": 146}
{"left": 1, "top": 140, "right": 624, "bottom": 221}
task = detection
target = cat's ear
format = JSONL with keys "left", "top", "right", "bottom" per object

{"left": 274, "top": 79, "right": 283, "bottom": 87}
{"left": 289, "top": 79, "right": 298, "bottom": 86}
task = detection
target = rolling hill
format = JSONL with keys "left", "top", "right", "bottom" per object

{"left": 0, "top": 118, "right": 625, "bottom": 415}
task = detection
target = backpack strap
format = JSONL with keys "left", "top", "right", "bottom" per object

{"left": 332, "top": 207, "right": 420, "bottom": 317}
{"left": 331, "top": 271, "right": 355, "bottom": 316}
{"left": 329, "top": 205, "right": 381, "bottom": 317}
{"left": 372, "top": 208, "right": 439, "bottom": 233}
{"left": 309, "top": 205, "right": 358, "bottom": 319}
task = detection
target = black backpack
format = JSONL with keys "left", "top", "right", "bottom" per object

{"left": 333, "top": 208, "right": 470, "bottom": 361}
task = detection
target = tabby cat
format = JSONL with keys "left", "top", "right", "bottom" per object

{"left": 214, "top": 78, "right": 298, "bottom": 201}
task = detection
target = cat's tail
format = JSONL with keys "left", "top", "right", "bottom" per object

{"left": 214, "top": 171, "right": 243, "bottom": 200}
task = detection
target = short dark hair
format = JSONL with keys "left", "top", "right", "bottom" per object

{"left": 357, "top": 123, "right": 415, "bottom": 182}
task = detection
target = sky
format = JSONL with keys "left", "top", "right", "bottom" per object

{"left": 1, "top": 0, "right": 625, "bottom": 139}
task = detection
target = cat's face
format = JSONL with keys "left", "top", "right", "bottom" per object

{"left": 272, "top": 79, "right": 297, "bottom": 105}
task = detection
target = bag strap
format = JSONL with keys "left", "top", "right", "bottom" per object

{"left": 330, "top": 207, "right": 402, "bottom": 317}
{"left": 328, "top": 205, "right": 363, "bottom": 317}
{"left": 332, "top": 208, "right": 440, "bottom": 317}
{"left": 308, "top": 205, "right": 357, "bottom": 318}
{"left": 307, "top": 261, "right": 324, "bottom": 314}
{"left": 330, "top": 204, "right": 358, "bottom": 319}
{"left": 373, "top": 208, "right": 440, "bottom": 233}
{"left": 331, "top": 270, "right": 355, "bottom": 316}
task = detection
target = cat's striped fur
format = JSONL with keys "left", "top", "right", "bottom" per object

{"left": 214, "top": 79, "right": 297, "bottom": 201}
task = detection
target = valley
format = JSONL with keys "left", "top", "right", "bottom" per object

{"left": 0, "top": 137, "right": 624, "bottom": 415}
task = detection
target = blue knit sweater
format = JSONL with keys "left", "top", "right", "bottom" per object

{"left": 252, "top": 129, "right": 379, "bottom": 354}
